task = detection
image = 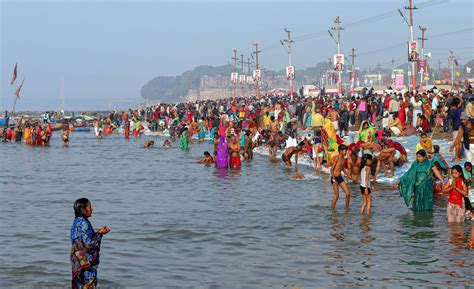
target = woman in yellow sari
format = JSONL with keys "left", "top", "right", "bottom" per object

{"left": 357, "top": 120, "right": 376, "bottom": 143}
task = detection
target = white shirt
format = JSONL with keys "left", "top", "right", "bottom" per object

{"left": 432, "top": 97, "right": 439, "bottom": 110}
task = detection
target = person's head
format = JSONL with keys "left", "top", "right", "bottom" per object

{"left": 420, "top": 132, "right": 427, "bottom": 141}
{"left": 416, "top": 149, "right": 427, "bottom": 163}
{"left": 270, "top": 116, "right": 275, "bottom": 121}
{"left": 361, "top": 153, "right": 373, "bottom": 167}
{"left": 451, "top": 165, "right": 464, "bottom": 181}
{"left": 74, "top": 198, "right": 92, "bottom": 218}
{"left": 464, "top": 162, "right": 472, "bottom": 172}
{"left": 204, "top": 151, "right": 211, "bottom": 157}
{"left": 361, "top": 121, "right": 368, "bottom": 130}
{"left": 338, "top": 144, "right": 348, "bottom": 153}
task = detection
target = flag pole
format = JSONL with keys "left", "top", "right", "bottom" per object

{"left": 12, "top": 79, "right": 18, "bottom": 116}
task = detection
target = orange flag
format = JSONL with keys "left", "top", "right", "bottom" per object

{"left": 10, "top": 63, "right": 17, "bottom": 86}
{"left": 15, "top": 78, "right": 25, "bottom": 98}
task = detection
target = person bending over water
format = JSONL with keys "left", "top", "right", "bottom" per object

{"left": 197, "top": 151, "right": 215, "bottom": 164}
{"left": 282, "top": 139, "right": 308, "bottom": 170}
{"left": 70, "top": 198, "right": 110, "bottom": 289}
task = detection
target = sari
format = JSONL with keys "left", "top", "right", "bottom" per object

{"left": 179, "top": 129, "right": 190, "bottom": 150}
{"left": 70, "top": 217, "right": 102, "bottom": 289}
{"left": 216, "top": 136, "right": 229, "bottom": 168}
{"left": 398, "top": 158, "right": 434, "bottom": 211}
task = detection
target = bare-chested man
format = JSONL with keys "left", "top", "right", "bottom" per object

{"left": 374, "top": 146, "right": 396, "bottom": 178}
{"left": 243, "top": 130, "right": 254, "bottom": 160}
{"left": 331, "top": 144, "right": 352, "bottom": 209}
{"left": 228, "top": 135, "right": 241, "bottom": 168}
{"left": 347, "top": 146, "right": 362, "bottom": 183}
{"left": 282, "top": 139, "right": 308, "bottom": 170}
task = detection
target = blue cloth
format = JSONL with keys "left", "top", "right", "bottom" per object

{"left": 448, "top": 108, "right": 462, "bottom": 131}
{"left": 70, "top": 217, "right": 102, "bottom": 289}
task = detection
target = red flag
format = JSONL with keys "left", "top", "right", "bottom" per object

{"left": 10, "top": 63, "right": 17, "bottom": 86}
{"left": 15, "top": 78, "right": 25, "bottom": 98}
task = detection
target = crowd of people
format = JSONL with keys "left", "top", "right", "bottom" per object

{"left": 4, "top": 89, "right": 474, "bottom": 220}
{"left": 121, "top": 89, "right": 474, "bottom": 220}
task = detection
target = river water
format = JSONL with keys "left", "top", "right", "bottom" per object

{"left": 0, "top": 132, "right": 473, "bottom": 288}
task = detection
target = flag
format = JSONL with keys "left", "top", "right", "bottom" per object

{"left": 15, "top": 78, "right": 25, "bottom": 98}
{"left": 467, "top": 66, "right": 472, "bottom": 73}
{"left": 10, "top": 63, "right": 17, "bottom": 86}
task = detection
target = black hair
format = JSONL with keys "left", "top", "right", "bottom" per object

{"left": 464, "top": 161, "right": 472, "bottom": 169}
{"left": 338, "top": 144, "right": 348, "bottom": 152}
{"left": 420, "top": 132, "right": 427, "bottom": 137}
{"left": 433, "top": 145, "right": 440, "bottom": 154}
{"left": 360, "top": 154, "right": 373, "bottom": 170}
{"left": 204, "top": 151, "right": 211, "bottom": 156}
{"left": 416, "top": 149, "right": 427, "bottom": 157}
{"left": 74, "top": 198, "right": 90, "bottom": 218}
{"left": 451, "top": 165, "right": 467, "bottom": 186}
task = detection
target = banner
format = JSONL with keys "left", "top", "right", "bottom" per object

{"left": 408, "top": 41, "right": 418, "bottom": 62}
{"left": 239, "top": 75, "right": 246, "bottom": 84}
{"left": 395, "top": 74, "right": 404, "bottom": 90}
{"left": 253, "top": 69, "right": 261, "bottom": 82}
{"left": 246, "top": 75, "right": 253, "bottom": 84}
{"left": 349, "top": 71, "right": 357, "bottom": 81}
{"left": 417, "top": 60, "right": 427, "bottom": 72}
{"left": 333, "top": 54, "right": 344, "bottom": 71}
{"left": 286, "top": 66, "right": 295, "bottom": 80}
{"left": 231, "top": 73, "right": 238, "bottom": 84}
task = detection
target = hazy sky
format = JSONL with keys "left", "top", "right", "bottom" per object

{"left": 1, "top": 0, "right": 473, "bottom": 111}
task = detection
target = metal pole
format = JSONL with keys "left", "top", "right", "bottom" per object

{"left": 253, "top": 42, "right": 261, "bottom": 99}
{"left": 406, "top": 0, "right": 417, "bottom": 91}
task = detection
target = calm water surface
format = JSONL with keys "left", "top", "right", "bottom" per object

{"left": 0, "top": 132, "right": 473, "bottom": 288}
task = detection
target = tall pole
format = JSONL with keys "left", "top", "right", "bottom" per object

{"left": 405, "top": 0, "right": 417, "bottom": 92}
{"left": 240, "top": 54, "right": 245, "bottom": 97}
{"left": 60, "top": 76, "right": 65, "bottom": 112}
{"left": 246, "top": 57, "right": 252, "bottom": 97}
{"left": 331, "top": 16, "right": 343, "bottom": 95}
{"left": 448, "top": 51, "right": 455, "bottom": 89}
{"left": 418, "top": 26, "right": 427, "bottom": 91}
{"left": 438, "top": 59, "right": 442, "bottom": 81}
{"left": 284, "top": 28, "right": 294, "bottom": 99}
{"left": 232, "top": 49, "right": 238, "bottom": 98}
{"left": 377, "top": 63, "right": 381, "bottom": 86}
{"left": 253, "top": 42, "right": 261, "bottom": 99}
{"left": 351, "top": 48, "right": 356, "bottom": 90}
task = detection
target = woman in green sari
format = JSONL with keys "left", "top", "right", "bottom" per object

{"left": 357, "top": 120, "right": 376, "bottom": 143}
{"left": 395, "top": 149, "right": 444, "bottom": 211}
{"left": 179, "top": 126, "right": 190, "bottom": 150}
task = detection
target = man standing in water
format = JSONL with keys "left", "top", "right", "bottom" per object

{"left": 331, "top": 144, "right": 352, "bottom": 209}
{"left": 228, "top": 135, "right": 241, "bottom": 169}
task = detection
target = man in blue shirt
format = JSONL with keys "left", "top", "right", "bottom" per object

{"left": 448, "top": 98, "right": 462, "bottom": 141}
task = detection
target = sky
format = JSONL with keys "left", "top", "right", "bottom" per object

{"left": 1, "top": 0, "right": 473, "bottom": 111}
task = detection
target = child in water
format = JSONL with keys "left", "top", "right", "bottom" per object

{"left": 291, "top": 171, "right": 305, "bottom": 180}
{"left": 162, "top": 139, "right": 172, "bottom": 148}
{"left": 197, "top": 151, "right": 214, "bottom": 164}
{"left": 360, "top": 154, "right": 375, "bottom": 215}
{"left": 144, "top": 140, "right": 154, "bottom": 147}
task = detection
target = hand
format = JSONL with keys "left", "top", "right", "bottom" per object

{"left": 96, "top": 226, "right": 110, "bottom": 235}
